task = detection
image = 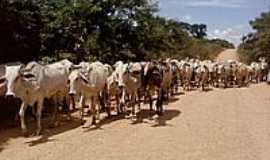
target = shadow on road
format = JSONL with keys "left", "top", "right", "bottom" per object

{"left": 0, "top": 116, "right": 82, "bottom": 151}
{"left": 83, "top": 114, "right": 126, "bottom": 132}
{"left": 25, "top": 117, "right": 81, "bottom": 147}
{"left": 0, "top": 128, "right": 21, "bottom": 152}
{"left": 132, "top": 109, "right": 181, "bottom": 127}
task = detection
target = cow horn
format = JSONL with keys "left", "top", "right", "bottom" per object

{"left": 22, "top": 72, "right": 37, "bottom": 82}
{"left": 71, "top": 65, "right": 82, "bottom": 70}
{"left": 79, "top": 73, "right": 89, "bottom": 84}
{"left": 18, "top": 64, "right": 26, "bottom": 75}
{"left": 144, "top": 62, "right": 150, "bottom": 76}
{"left": 0, "top": 76, "right": 6, "bottom": 84}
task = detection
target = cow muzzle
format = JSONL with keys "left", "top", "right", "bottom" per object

{"left": 69, "top": 91, "right": 76, "bottom": 96}
{"left": 5, "top": 92, "right": 15, "bottom": 99}
{"left": 118, "top": 85, "right": 125, "bottom": 90}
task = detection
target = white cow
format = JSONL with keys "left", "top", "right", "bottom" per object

{"left": 106, "top": 71, "right": 122, "bottom": 114}
{"left": 46, "top": 59, "right": 74, "bottom": 114}
{"left": 68, "top": 62, "right": 109, "bottom": 125}
{"left": 114, "top": 62, "right": 143, "bottom": 117}
{"left": 195, "top": 63, "right": 209, "bottom": 91}
{"left": 160, "top": 61, "right": 173, "bottom": 99}
{"left": 5, "top": 62, "right": 69, "bottom": 135}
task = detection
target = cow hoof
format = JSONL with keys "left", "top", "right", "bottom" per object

{"left": 49, "top": 123, "right": 55, "bottom": 128}
{"left": 157, "top": 112, "right": 164, "bottom": 116}
{"left": 66, "top": 116, "right": 72, "bottom": 121}
{"left": 64, "top": 114, "right": 72, "bottom": 121}
{"left": 81, "top": 120, "right": 86, "bottom": 125}
{"left": 148, "top": 116, "right": 154, "bottom": 120}
{"left": 30, "top": 130, "right": 41, "bottom": 137}
{"left": 49, "top": 121, "right": 60, "bottom": 128}
{"left": 35, "top": 129, "right": 41, "bottom": 136}
{"left": 124, "top": 115, "right": 130, "bottom": 119}
{"left": 91, "top": 121, "right": 96, "bottom": 126}
{"left": 131, "top": 115, "right": 137, "bottom": 120}
{"left": 22, "top": 130, "right": 29, "bottom": 137}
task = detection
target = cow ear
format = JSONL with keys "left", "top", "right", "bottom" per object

{"left": 70, "top": 65, "right": 82, "bottom": 71}
{"left": 0, "top": 76, "right": 6, "bottom": 84}
{"left": 112, "top": 63, "right": 118, "bottom": 70}
{"left": 144, "top": 63, "right": 150, "bottom": 76}
{"left": 79, "top": 73, "right": 89, "bottom": 84}
{"left": 22, "top": 73, "right": 37, "bottom": 81}
{"left": 18, "top": 64, "right": 26, "bottom": 75}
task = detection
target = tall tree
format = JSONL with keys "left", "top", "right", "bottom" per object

{"left": 0, "top": 0, "right": 43, "bottom": 63}
{"left": 238, "top": 10, "right": 270, "bottom": 63}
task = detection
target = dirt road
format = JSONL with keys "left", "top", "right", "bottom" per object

{"left": 1, "top": 50, "right": 270, "bottom": 160}
{"left": 216, "top": 49, "right": 239, "bottom": 62}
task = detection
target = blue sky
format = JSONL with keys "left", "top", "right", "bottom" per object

{"left": 158, "top": 0, "right": 270, "bottom": 46}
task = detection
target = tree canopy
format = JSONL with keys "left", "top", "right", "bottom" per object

{"left": 0, "top": 0, "right": 234, "bottom": 64}
{"left": 238, "top": 9, "right": 270, "bottom": 63}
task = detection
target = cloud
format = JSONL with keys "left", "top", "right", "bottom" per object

{"left": 180, "top": 0, "right": 247, "bottom": 8}
{"left": 208, "top": 26, "right": 244, "bottom": 46}
{"left": 183, "top": 15, "right": 192, "bottom": 21}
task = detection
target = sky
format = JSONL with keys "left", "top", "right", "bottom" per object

{"left": 158, "top": 0, "right": 270, "bottom": 46}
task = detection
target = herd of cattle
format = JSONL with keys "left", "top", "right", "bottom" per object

{"left": 0, "top": 58, "right": 269, "bottom": 136}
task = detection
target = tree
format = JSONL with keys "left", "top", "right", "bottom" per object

{"left": 238, "top": 10, "right": 270, "bottom": 63}
{"left": 0, "top": 0, "right": 232, "bottom": 64}
{"left": 0, "top": 0, "right": 43, "bottom": 63}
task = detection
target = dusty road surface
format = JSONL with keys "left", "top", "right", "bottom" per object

{"left": 216, "top": 49, "right": 239, "bottom": 62}
{"left": 1, "top": 50, "right": 270, "bottom": 160}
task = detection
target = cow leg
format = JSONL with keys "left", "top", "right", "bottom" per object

{"left": 148, "top": 91, "right": 153, "bottom": 111}
{"left": 19, "top": 102, "right": 28, "bottom": 136}
{"left": 106, "top": 95, "right": 111, "bottom": 118}
{"left": 80, "top": 96, "right": 85, "bottom": 125}
{"left": 166, "top": 88, "right": 169, "bottom": 100}
{"left": 105, "top": 91, "right": 111, "bottom": 118}
{"left": 49, "top": 96, "right": 60, "bottom": 128}
{"left": 91, "top": 96, "right": 97, "bottom": 125}
{"left": 137, "top": 90, "right": 141, "bottom": 110}
{"left": 70, "top": 95, "right": 76, "bottom": 111}
{"left": 31, "top": 103, "right": 37, "bottom": 121}
{"left": 131, "top": 94, "right": 136, "bottom": 117}
{"left": 202, "top": 82, "right": 204, "bottom": 91}
{"left": 184, "top": 82, "right": 188, "bottom": 91}
{"left": 116, "top": 95, "right": 121, "bottom": 115}
{"left": 172, "top": 85, "right": 175, "bottom": 95}
{"left": 223, "top": 78, "right": 227, "bottom": 89}
{"left": 156, "top": 88, "right": 164, "bottom": 116}
{"left": 96, "top": 96, "right": 101, "bottom": 121}
{"left": 158, "top": 89, "right": 164, "bottom": 116}
{"left": 120, "top": 89, "right": 126, "bottom": 114}
{"left": 98, "top": 91, "right": 106, "bottom": 112}
{"left": 35, "top": 99, "right": 44, "bottom": 136}
{"left": 63, "top": 95, "right": 71, "bottom": 120}
{"left": 160, "top": 89, "right": 164, "bottom": 115}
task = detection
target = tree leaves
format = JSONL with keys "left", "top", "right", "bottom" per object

{"left": 0, "top": 0, "right": 232, "bottom": 64}
{"left": 239, "top": 10, "right": 270, "bottom": 63}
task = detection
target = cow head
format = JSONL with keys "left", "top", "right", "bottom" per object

{"left": 217, "top": 64, "right": 225, "bottom": 75}
{"left": 68, "top": 70, "right": 89, "bottom": 96}
{"left": 107, "top": 72, "right": 119, "bottom": 93}
{"left": 5, "top": 64, "right": 40, "bottom": 98}
{"left": 114, "top": 63, "right": 129, "bottom": 88}
{"left": 5, "top": 65, "right": 24, "bottom": 97}
{"left": 143, "top": 62, "right": 163, "bottom": 88}
{"left": 127, "top": 63, "right": 142, "bottom": 77}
